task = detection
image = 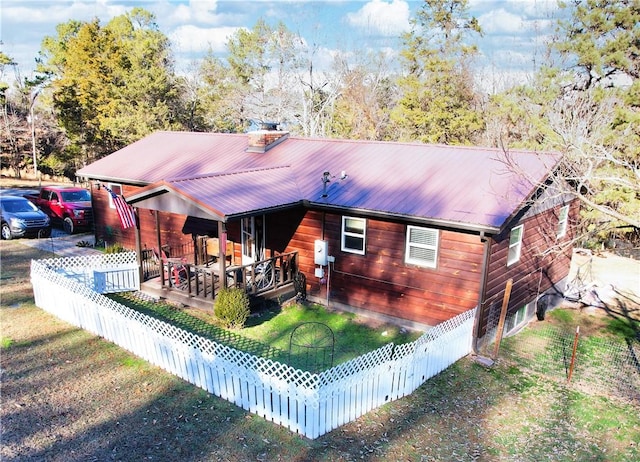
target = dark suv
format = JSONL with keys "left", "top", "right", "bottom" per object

{"left": 0, "top": 194, "right": 51, "bottom": 239}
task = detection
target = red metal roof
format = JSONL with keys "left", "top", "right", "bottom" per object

{"left": 77, "top": 131, "right": 561, "bottom": 232}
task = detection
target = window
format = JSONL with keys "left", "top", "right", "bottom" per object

{"left": 507, "top": 224, "right": 524, "bottom": 266}
{"left": 505, "top": 305, "right": 528, "bottom": 334}
{"left": 341, "top": 216, "right": 366, "bottom": 254}
{"left": 405, "top": 226, "right": 439, "bottom": 268}
{"left": 557, "top": 205, "right": 569, "bottom": 238}
{"left": 108, "top": 183, "right": 122, "bottom": 209}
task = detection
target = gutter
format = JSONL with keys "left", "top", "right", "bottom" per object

{"left": 77, "top": 175, "right": 150, "bottom": 187}
{"left": 304, "top": 200, "right": 501, "bottom": 235}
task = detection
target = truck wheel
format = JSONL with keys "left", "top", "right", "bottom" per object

{"left": 38, "top": 228, "right": 52, "bottom": 238}
{"left": 1, "top": 222, "right": 13, "bottom": 240}
{"left": 63, "top": 217, "right": 74, "bottom": 234}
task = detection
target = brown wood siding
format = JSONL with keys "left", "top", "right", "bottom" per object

{"left": 478, "top": 199, "right": 578, "bottom": 335}
{"left": 283, "top": 210, "right": 323, "bottom": 275}
{"left": 284, "top": 211, "right": 484, "bottom": 326}
{"left": 93, "top": 184, "right": 203, "bottom": 254}
{"left": 91, "top": 183, "right": 576, "bottom": 331}
{"left": 92, "top": 184, "right": 137, "bottom": 249}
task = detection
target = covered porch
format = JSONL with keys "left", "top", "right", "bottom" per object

{"left": 127, "top": 168, "right": 306, "bottom": 309}
{"left": 139, "top": 247, "right": 302, "bottom": 310}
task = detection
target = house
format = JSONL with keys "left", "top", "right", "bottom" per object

{"left": 77, "top": 128, "right": 578, "bottom": 347}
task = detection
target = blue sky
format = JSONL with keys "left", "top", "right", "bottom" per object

{"left": 1, "top": 0, "right": 561, "bottom": 87}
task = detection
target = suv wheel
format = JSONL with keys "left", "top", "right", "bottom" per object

{"left": 63, "top": 217, "right": 74, "bottom": 234}
{"left": 38, "top": 228, "right": 52, "bottom": 239}
{"left": 1, "top": 222, "right": 13, "bottom": 240}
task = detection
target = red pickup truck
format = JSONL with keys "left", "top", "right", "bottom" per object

{"left": 26, "top": 186, "right": 93, "bottom": 234}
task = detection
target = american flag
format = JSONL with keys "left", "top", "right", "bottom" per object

{"left": 103, "top": 185, "right": 136, "bottom": 229}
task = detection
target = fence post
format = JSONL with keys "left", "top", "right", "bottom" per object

{"left": 492, "top": 278, "right": 513, "bottom": 360}
{"left": 567, "top": 326, "right": 580, "bottom": 383}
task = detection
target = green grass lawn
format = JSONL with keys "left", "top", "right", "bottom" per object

{"left": 110, "top": 293, "right": 421, "bottom": 372}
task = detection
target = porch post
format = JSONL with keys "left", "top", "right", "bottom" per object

{"left": 155, "top": 210, "right": 166, "bottom": 286}
{"left": 134, "top": 208, "right": 142, "bottom": 281}
{"left": 218, "top": 221, "right": 227, "bottom": 289}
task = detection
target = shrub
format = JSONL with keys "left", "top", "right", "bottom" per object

{"left": 214, "top": 288, "right": 250, "bottom": 329}
{"left": 104, "top": 243, "right": 127, "bottom": 254}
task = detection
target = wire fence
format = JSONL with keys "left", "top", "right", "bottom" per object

{"left": 499, "top": 324, "right": 640, "bottom": 403}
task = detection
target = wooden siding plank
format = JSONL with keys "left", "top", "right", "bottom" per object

{"left": 483, "top": 200, "right": 577, "bottom": 320}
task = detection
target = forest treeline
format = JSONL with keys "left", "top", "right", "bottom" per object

{"left": 1, "top": 0, "right": 638, "bottom": 246}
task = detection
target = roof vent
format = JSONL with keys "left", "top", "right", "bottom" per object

{"left": 247, "top": 123, "right": 289, "bottom": 153}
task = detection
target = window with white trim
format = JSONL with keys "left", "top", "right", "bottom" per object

{"left": 341, "top": 216, "right": 366, "bottom": 254}
{"left": 405, "top": 226, "right": 439, "bottom": 268}
{"left": 507, "top": 224, "right": 524, "bottom": 266}
{"left": 108, "top": 183, "right": 122, "bottom": 209}
{"left": 505, "top": 304, "right": 528, "bottom": 334}
{"left": 556, "top": 205, "right": 569, "bottom": 238}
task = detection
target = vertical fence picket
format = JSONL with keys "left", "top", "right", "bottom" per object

{"left": 278, "top": 386, "right": 289, "bottom": 427}
{"left": 294, "top": 388, "right": 305, "bottom": 435}
{"left": 254, "top": 376, "right": 266, "bottom": 418}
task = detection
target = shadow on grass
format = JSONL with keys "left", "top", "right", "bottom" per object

{"left": 109, "top": 293, "right": 421, "bottom": 373}
{"left": 109, "top": 293, "right": 289, "bottom": 364}
{"left": 2, "top": 325, "right": 292, "bottom": 462}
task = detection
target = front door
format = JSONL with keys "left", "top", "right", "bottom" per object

{"left": 241, "top": 216, "right": 265, "bottom": 265}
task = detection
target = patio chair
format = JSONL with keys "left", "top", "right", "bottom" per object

{"left": 154, "top": 247, "right": 189, "bottom": 289}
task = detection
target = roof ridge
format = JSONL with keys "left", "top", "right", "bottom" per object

{"left": 167, "top": 165, "right": 292, "bottom": 183}
{"left": 284, "top": 135, "right": 557, "bottom": 155}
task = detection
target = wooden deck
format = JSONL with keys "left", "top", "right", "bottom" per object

{"left": 140, "top": 251, "right": 301, "bottom": 310}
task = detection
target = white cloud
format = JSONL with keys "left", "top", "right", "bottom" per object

{"left": 345, "top": 0, "right": 411, "bottom": 37}
{"left": 502, "top": 0, "right": 559, "bottom": 18}
{"left": 171, "top": 0, "right": 220, "bottom": 24}
{"left": 478, "top": 8, "right": 525, "bottom": 34}
{"left": 0, "top": 0, "right": 562, "bottom": 85}
{"left": 169, "top": 25, "right": 242, "bottom": 54}
{"left": 469, "top": 0, "right": 559, "bottom": 19}
{"left": 1, "top": 0, "right": 127, "bottom": 25}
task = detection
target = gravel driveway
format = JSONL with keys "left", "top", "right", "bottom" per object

{"left": 16, "top": 229, "right": 100, "bottom": 257}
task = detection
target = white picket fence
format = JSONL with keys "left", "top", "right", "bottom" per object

{"left": 31, "top": 254, "right": 475, "bottom": 439}
{"left": 37, "top": 251, "right": 139, "bottom": 294}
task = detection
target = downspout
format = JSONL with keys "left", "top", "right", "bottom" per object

{"left": 472, "top": 231, "right": 491, "bottom": 354}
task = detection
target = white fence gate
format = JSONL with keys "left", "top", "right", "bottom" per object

{"left": 31, "top": 254, "right": 475, "bottom": 439}
{"left": 38, "top": 251, "right": 139, "bottom": 293}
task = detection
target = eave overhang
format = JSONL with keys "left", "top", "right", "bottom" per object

{"left": 126, "top": 183, "right": 227, "bottom": 221}
{"left": 304, "top": 201, "right": 502, "bottom": 236}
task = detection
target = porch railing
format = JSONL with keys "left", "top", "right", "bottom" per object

{"left": 143, "top": 250, "right": 300, "bottom": 301}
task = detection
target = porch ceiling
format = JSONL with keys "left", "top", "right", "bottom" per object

{"left": 125, "top": 166, "right": 304, "bottom": 222}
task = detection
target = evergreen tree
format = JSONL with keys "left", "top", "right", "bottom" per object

{"left": 226, "top": 19, "right": 304, "bottom": 128}
{"left": 38, "top": 9, "right": 181, "bottom": 166}
{"left": 391, "top": 0, "right": 483, "bottom": 144}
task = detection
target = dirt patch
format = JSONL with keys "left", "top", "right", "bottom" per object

{"left": 568, "top": 249, "right": 639, "bottom": 298}
{"left": 564, "top": 249, "right": 640, "bottom": 323}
